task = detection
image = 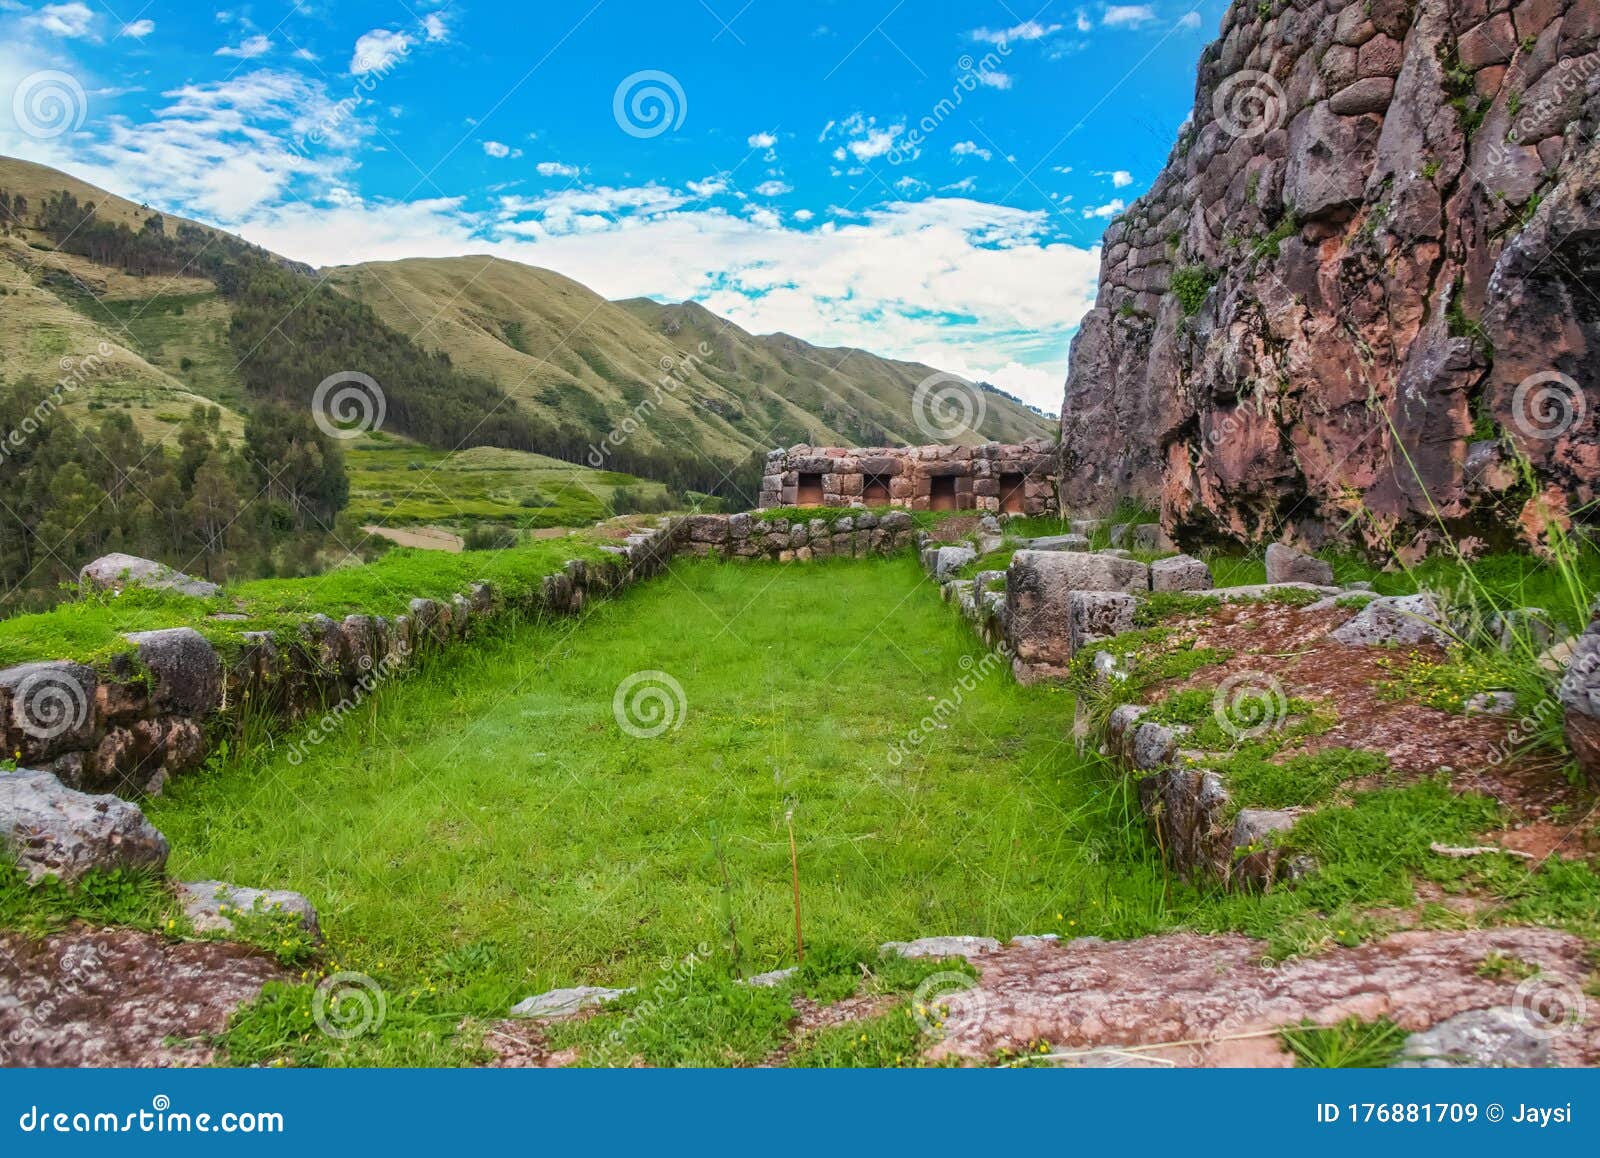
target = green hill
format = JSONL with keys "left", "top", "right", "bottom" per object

{"left": 0, "top": 155, "right": 1053, "bottom": 491}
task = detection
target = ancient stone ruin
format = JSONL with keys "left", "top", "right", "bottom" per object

{"left": 759, "top": 442, "right": 1059, "bottom": 515}
{"left": 1059, "top": 0, "right": 1600, "bottom": 548}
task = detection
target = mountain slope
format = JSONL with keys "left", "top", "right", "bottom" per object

{"left": 327, "top": 256, "right": 1054, "bottom": 462}
{"left": 1, "top": 156, "right": 1052, "bottom": 495}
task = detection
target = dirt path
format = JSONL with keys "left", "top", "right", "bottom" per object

{"left": 362, "top": 524, "right": 464, "bottom": 552}
{"left": 0, "top": 927, "right": 287, "bottom": 1067}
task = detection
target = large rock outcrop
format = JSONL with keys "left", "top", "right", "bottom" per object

{"left": 1060, "top": 0, "right": 1599, "bottom": 549}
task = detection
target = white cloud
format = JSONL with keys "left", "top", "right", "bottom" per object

{"left": 1075, "top": 10, "right": 1093, "bottom": 32}
{"left": 686, "top": 175, "right": 729, "bottom": 198}
{"left": 941, "top": 177, "right": 977, "bottom": 194}
{"left": 1096, "top": 169, "right": 1133, "bottom": 187}
{"left": 223, "top": 190, "right": 1097, "bottom": 412}
{"left": 536, "top": 160, "right": 579, "bottom": 177}
{"left": 216, "top": 35, "right": 272, "bottom": 59}
{"left": 1103, "top": 6, "right": 1157, "bottom": 27}
{"left": 823, "top": 113, "right": 912, "bottom": 163}
{"left": 1177, "top": 12, "right": 1202, "bottom": 30}
{"left": 1082, "top": 198, "right": 1125, "bottom": 218}
{"left": 950, "top": 140, "right": 992, "bottom": 161}
{"left": 754, "top": 179, "right": 792, "bottom": 196}
{"left": 1051, "top": 165, "right": 1073, "bottom": 174}
{"left": 121, "top": 19, "right": 156, "bottom": 40}
{"left": 792, "top": 208, "right": 814, "bottom": 222}
{"left": 27, "top": 3, "right": 94, "bottom": 38}
{"left": 969, "top": 21, "right": 1060, "bottom": 44}
{"left": 747, "top": 131, "right": 777, "bottom": 149}
{"left": 484, "top": 140, "right": 522, "bottom": 159}
{"left": 976, "top": 71, "right": 1013, "bottom": 90}
{"left": 350, "top": 29, "right": 409, "bottom": 75}
{"left": 423, "top": 13, "right": 450, "bottom": 42}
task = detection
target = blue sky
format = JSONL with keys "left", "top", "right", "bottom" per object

{"left": 0, "top": 0, "right": 1230, "bottom": 411}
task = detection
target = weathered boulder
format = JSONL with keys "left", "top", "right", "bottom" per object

{"left": 122, "top": 628, "right": 223, "bottom": 717}
{"left": 1005, "top": 550, "right": 1151, "bottom": 680}
{"left": 510, "top": 986, "right": 633, "bottom": 1019}
{"left": 1068, "top": 591, "right": 1139, "bottom": 653}
{"left": 1560, "top": 604, "right": 1600, "bottom": 787}
{"left": 1150, "top": 554, "right": 1214, "bottom": 592}
{"left": 880, "top": 935, "right": 1001, "bottom": 960}
{"left": 1264, "top": 544, "right": 1334, "bottom": 586}
{"left": 0, "top": 769, "right": 169, "bottom": 884}
{"left": 1026, "top": 534, "right": 1091, "bottom": 552}
{"left": 175, "top": 880, "right": 320, "bottom": 938}
{"left": 79, "top": 554, "right": 219, "bottom": 599}
{"left": 1331, "top": 594, "right": 1453, "bottom": 648}
{"left": 1130, "top": 524, "right": 1175, "bottom": 552}
{"left": 1395, "top": 1007, "right": 1555, "bottom": 1068}
{"left": 1059, "top": 0, "right": 1599, "bottom": 546}
{"left": 927, "top": 545, "right": 977, "bottom": 581}
{"left": 0, "top": 661, "right": 97, "bottom": 760}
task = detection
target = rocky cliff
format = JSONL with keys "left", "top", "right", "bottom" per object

{"left": 1060, "top": 0, "right": 1599, "bottom": 550}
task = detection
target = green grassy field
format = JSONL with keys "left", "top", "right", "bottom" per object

{"left": 9, "top": 553, "right": 1597, "bottom": 1065}
{"left": 345, "top": 439, "right": 668, "bottom": 528}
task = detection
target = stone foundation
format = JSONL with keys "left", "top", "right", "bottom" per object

{"left": 759, "top": 442, "right": 1058, "bottom": 516}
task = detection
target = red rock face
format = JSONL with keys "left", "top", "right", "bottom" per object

{"left": 1060, "top": 0, "right": 1599, "bottom": 549}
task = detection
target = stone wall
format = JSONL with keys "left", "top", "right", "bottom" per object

{"left": 759, "top": 442, "right": 1058, "bottom": 516}
{"left": 677, "top": 511, "right": 917, "bottom": 561}
{"left": 0, "top": 514, "right": 919, "bottom": 801}
{"left": 1059, "top": 0, "right": 1600, "bottom": 549}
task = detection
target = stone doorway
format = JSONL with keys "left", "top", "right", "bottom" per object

{"left": 999, "top": 473, "right": 1027, "bottom": 514}
{"left": 862, "top": 474, "right": 891, "bottom": 504}
{"left": 930, "top": 476, "right": 958, "bottom": 511}
{"left": 796, "top": 473, "right": 824, "bottom": 505}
